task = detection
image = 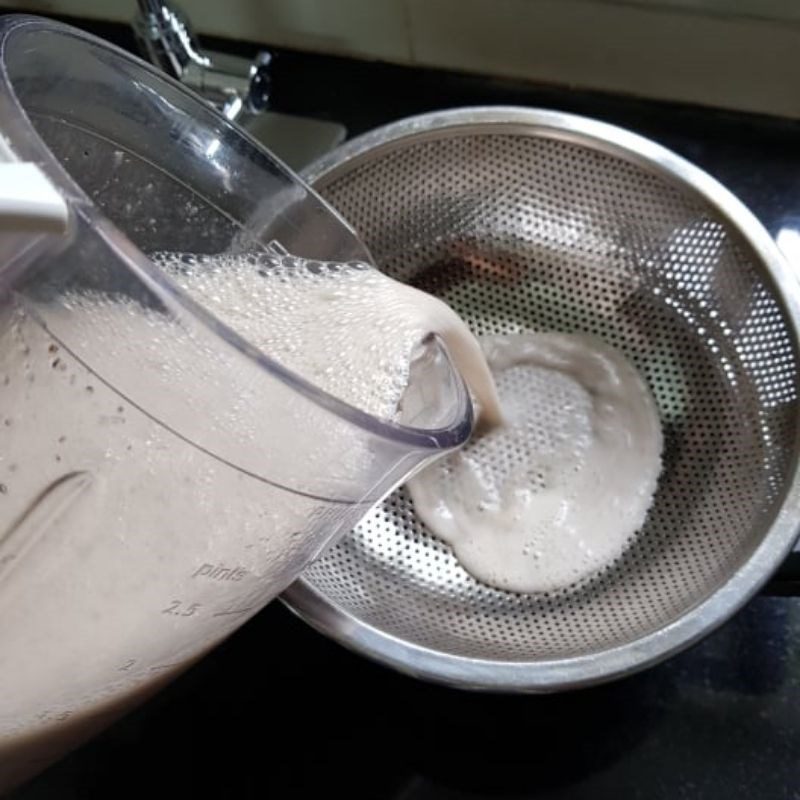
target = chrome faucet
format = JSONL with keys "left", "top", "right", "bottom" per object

{"left": 132, "top": 0, "right": 271, "bottom": 121}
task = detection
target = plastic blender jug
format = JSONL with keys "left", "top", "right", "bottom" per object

{"left": 0, "top": 16, "right": 472, "bottom": 791}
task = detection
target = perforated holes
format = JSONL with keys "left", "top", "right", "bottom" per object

{"left": 302, "top": 129, "right": 799, "bottom": 662}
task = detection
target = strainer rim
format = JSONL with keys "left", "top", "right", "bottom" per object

{"left": 285, "top": 106, "right": 800, "bottom": 690}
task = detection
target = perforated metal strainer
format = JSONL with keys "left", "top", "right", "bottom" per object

{"left": 282, "top": 107, "right": 800, "bottom": 690}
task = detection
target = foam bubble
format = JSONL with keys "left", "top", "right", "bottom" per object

{"left": 151, "top": 249, "right": 501, "bottom": 424}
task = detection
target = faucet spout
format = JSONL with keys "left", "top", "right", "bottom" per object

{"left": 132, "top": 0, "right": 271, "bottom": 121}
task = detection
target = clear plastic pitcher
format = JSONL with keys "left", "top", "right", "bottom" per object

{"left": 0, "top": 16, "right": 471, "bottom": 791}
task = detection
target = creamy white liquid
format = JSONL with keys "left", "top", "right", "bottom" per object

{"left": 152, "top": 250, "right": 502, "bottom": 425}
{"left": 0, "top": 248, "right": 498, "bottom": 792}
{"left": 408, "top": 333, "right": 663, "bottom": 593}
{"left": 0, "top": 244, "right": 661, "bottom": 790}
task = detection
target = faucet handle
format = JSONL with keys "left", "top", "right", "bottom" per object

{"left": 133, "top": 0, "right": 271, "bottom": 121}
{"left": 133, "top": 0, "right": 210, "bottom": 80}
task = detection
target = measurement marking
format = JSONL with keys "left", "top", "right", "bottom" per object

{"left": 161, "top": 600, "right": 201, "bottom": 616}
{"left": 212, "top": 606, "right": 256, "bottom": 618}
{"left": 149, "top": 662, "right": 183, "bottom": 674}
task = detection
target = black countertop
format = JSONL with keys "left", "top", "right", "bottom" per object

{"left": 8, "top": 13, "right": 800, "bottom": 799}
{"left": 14, "top": 597, "right": 800, "bottom": 799}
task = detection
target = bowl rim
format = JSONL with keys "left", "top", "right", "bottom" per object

{"left": 282, "top": 105, "right": 800, "bottom": 691}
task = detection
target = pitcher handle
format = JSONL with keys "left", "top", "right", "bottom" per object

{"left": 0, "top": 135, "right": 67, "bottom": 234}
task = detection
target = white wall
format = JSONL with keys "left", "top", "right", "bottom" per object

{"left": 4, "top": 0, "right": 800, "bottom": 118}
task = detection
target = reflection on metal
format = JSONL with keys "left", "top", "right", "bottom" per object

{"left": 132, "top": 0, "right": 271, "bottom": 122}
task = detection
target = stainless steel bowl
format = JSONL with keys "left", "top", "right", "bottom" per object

{"left": 282, "top": 107, "right": 800, "bottom": 690}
